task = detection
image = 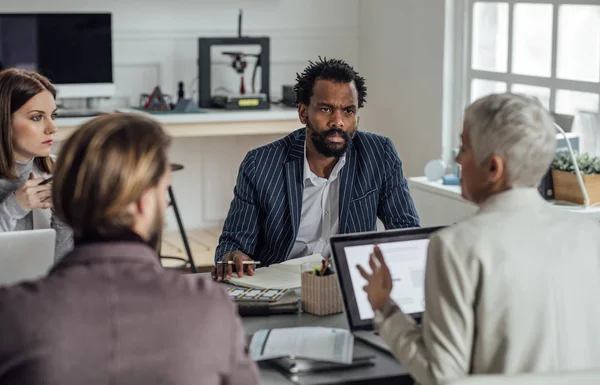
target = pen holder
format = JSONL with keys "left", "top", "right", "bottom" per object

{"left": 300, "top": 272, "right": 343, "bottom": 316}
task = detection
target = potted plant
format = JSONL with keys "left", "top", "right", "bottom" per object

{"left": 551, "top": 152, "right": 600, "bottom": 205}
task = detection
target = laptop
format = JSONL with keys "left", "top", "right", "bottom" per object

{"left": 330, "top": 226, "right": 444, "bottom": 353}
{"left": 0, "top": 229, "right": 56, "bottom": 286}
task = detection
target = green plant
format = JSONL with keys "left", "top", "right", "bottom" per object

{"left": 552, "top": 152, "right": 600, "bottom": 175}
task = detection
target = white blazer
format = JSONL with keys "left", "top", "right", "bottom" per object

{"left": 379, "top": 188, "right": 600, "bottom": 385}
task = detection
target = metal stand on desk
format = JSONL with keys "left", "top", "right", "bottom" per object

{"left": 158, "top": 164, "right": 198, "bottom": 273}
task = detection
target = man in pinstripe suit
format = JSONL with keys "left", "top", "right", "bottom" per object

{"left": 213, "top": 58, "right": 420, "bottom": 281}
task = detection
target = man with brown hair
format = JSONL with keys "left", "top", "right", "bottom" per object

{"left": 0, "top": 113, "right": 259, "bottom": 385}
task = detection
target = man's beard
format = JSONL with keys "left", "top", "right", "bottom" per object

{"left": 147, "top": 204, "right": 164, "bottom": 252}
{"left": 306, "top": 119, "right": 356, "bottom": 158}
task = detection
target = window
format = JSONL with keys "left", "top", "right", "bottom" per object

{"left": 464, "top": 1, "right": 600, "bottom": 120}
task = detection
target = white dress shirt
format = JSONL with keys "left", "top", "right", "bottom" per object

{"left": 288, "top": 142, "right": 346, "bottom": 260}
{"left": 376, "top": 188, "right": 600, "bottom": 385}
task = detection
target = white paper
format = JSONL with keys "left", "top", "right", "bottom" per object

{"left": 273, "top": 253, "right": 324, "bottom": 274}
{"left": 345, "top": 238, "right": 430, "bottom": 319}
{"left": 249, "top": 327, "right": 354, "bottom": 365}
{"left": 226, "top": 254, "right": 324, "bottom": 289}
{"left": 227, "top": 268, "right": 300, "bottom": 289}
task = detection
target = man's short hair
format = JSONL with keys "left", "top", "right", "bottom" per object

{"left": 293, "top": 57, "right": 367, "bottom": 108}
{"left": 464, "top": 93, "right": 556, "bottom": 187}
{"left": 53, "top": 113, "right": 171, "bottom": 240}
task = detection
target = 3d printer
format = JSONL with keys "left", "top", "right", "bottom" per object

{"left": 197, "top": 10, "right": 270, "bottom": 110}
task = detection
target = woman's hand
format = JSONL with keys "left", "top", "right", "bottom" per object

{"left": 14, "top": 173, "right": 53, "bottom": 210}
{"left": 357, "top": 245, "right": 393, "bottom": 311}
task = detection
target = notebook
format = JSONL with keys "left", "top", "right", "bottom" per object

{"left": 249, "top": 327, "right": 354, "bottom": 365}
{"left": 226, "top": 253, "right": 323, "bottom": 289}
{"left": 270, "top": 342, "right": 375, "bottom": 375}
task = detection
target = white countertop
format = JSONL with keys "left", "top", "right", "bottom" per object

{"left": 408, "top": 176, "right": 600, "bottom": 216}
{"left": 408, "top": 176, "right": 465, "bottom": 201}
{"left": 54, "top": 106, "right": 299, "bottom": 127}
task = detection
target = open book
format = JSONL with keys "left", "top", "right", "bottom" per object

{"left": 226, "top": 254, "right": 323, "bottom": 289}
{"left": 249, "top": 327, "right": 354, "bottom": 365}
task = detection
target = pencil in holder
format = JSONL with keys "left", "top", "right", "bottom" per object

{"left": 300, "top": 272, "right": 343, "bottom": 316}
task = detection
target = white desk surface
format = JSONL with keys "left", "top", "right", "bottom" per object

{"left": 54, "top": 106, "right": 300, "bottom": 141}
{"left": 54, "top": 106, "right": 299, "bottom": 128}
{"left": 408, "top": 176, "right": 600, "bottom": 217}
{"left": 408, "top": 176, "right": 464, "bottom": 201}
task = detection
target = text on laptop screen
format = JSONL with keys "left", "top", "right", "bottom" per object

{"left": 344, "top": 238, "right": 430, "bottom": 320}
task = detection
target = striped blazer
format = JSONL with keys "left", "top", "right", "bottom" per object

{"left": 215, "top": 128, "right": 420, "bottom": 266}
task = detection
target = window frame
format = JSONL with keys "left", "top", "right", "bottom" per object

{"left": 445, "top": 0, "right": 600, "bottom": 156}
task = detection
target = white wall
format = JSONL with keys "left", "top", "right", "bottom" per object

{"left": 1, "top": 0, "right": 359, "bottom": 105}
{"left": 357, "top": 0, "right": 446, "bottom": 178}
{"left": 1, "top": 0, "right": 360, "bottom": 231}
{"left": 3, "top": 1, "right": 449, "bottom": 230}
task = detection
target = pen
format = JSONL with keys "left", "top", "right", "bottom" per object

{"left": 216, "top": 260, "right": 261, "bottom": 266}
{"left": 320, "top": 258, "right": 329, "bottom": 276}
{"left": 39, "top": 177, "right": 53, "bottom": 186}
{"left": 312, "top": 258, "right": 332, "bottom": 276}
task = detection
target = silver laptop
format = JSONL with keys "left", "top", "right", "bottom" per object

{"left": 0, "top": 229, "right": 56, "bottom": 286}
{"left": 330, "top": 226, "right": 444, "bottom": 353}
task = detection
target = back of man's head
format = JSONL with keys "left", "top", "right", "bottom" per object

{"left": 53, "top": 113, "right": 171, "bottom": 241}
{"left": 464, "top": 93, "right": 556, "bottom": 188}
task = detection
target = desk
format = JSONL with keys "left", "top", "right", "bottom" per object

{"left": 53, "top": 107, "right": 300, "bottom": 233}
{"left": 242, "top": 310, "right": 413, "bottom": 385}
{"left": 408, "top": 176, "right": 600, "bottom": 227}
{"left": 54, "top": 107, "right": 300, "bottom": 141}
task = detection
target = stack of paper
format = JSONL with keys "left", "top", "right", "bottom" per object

{"left": 249, "top": 327, "right": 354, "bottom": 365}
{"left": 226, "top": 254, "right": 324, "bottom": 289}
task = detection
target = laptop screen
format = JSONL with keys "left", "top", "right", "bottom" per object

{"left": 330, "top": 226, "right": 444, "bottom": 331}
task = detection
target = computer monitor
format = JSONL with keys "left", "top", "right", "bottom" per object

{"left": 0, "top": 13, "right": 114, "bottom": 99}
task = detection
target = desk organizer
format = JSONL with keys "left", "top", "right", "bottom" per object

{"left": 301, "top": 272, "right": 343, "bottom": 316}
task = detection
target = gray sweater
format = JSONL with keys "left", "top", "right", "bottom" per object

{"left": 0, "top": 159, "right": 73, "bottom": 261}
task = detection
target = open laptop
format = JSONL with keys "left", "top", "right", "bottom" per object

{"left": 0, "top": 229, "right": 56, "bottom": 286}
{"left": 330, "top": 226, "right": 444, "bottom": 353}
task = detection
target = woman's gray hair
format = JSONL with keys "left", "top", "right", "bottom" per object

{"left": 464, "top": 93, "right": 557, "bottom": 187}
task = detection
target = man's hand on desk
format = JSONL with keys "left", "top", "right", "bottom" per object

{"left": 212, "top": 250, "right": 256, "bottom": 282}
